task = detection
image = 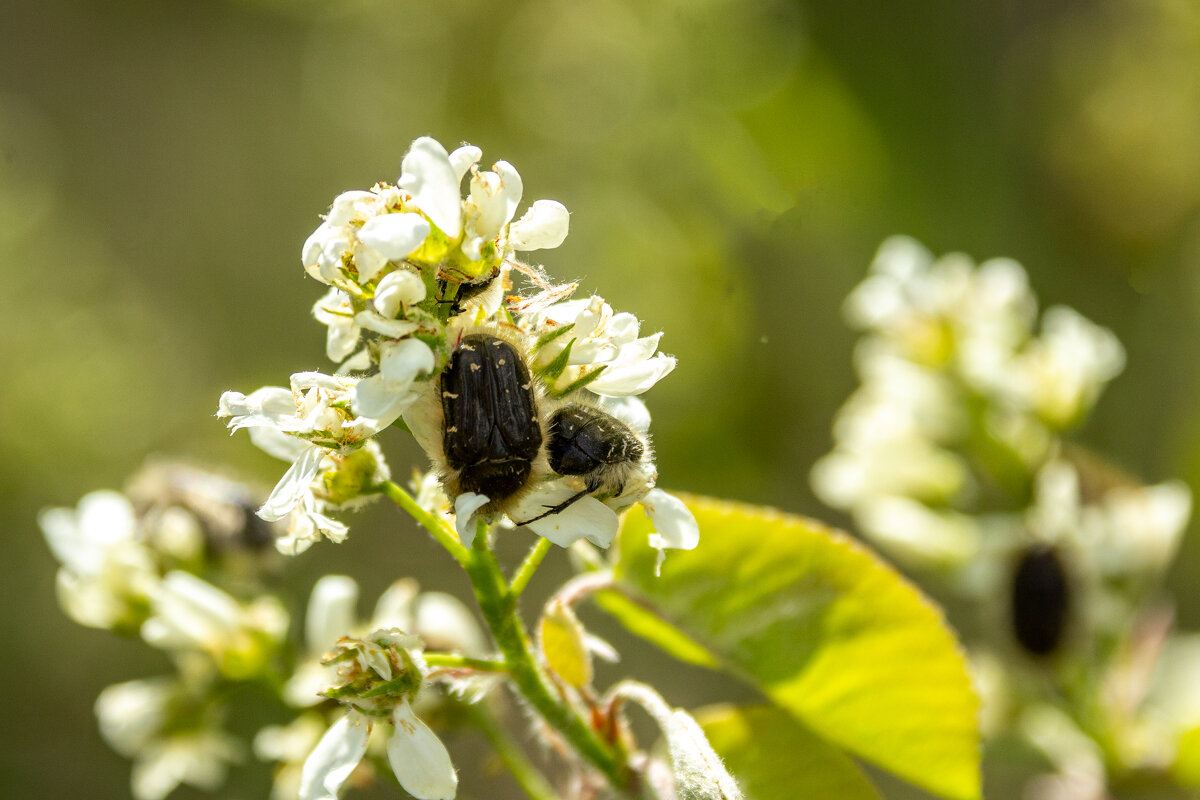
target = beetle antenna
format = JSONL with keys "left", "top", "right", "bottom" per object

{"left": 515, "top": 488, "right": 591, "bottom": 525}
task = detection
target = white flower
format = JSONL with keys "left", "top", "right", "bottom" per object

{"left": 302, "top": 187, "right": 429, "bottom": 288}
{"left": 96, "top": 678, "right": 242, "bottom": 800}
{"left": 810, "top": 351, "right": 971, "bottom": 512}
{"left": 399, "top": 137, "right": 462, "bottom": 240}
{"left": 508, "top": 484, "right": 620, "bottom": 548}
{"left": 298, "top": 710, "right": 371, "bottom": 800}
{"left": 299, "top": 703, "right": 457, "bottom": 800}
{"left": 844, "top": 236, "right": 1037, "bottom": 379}
{"left": 131, "top": 730, "right": 242, "bottom": 800}
{"left": 285, "top": 577, "right": 487, "bottom": 708}
{"left": 218, "top": 372, "right": 385, "bottom": 524}
{"left": 284, "top": 575, "right": 362, "bottom": 708}
{"left": 95, "top": 678, "right": 176, "bottom": 758}
{"left": 351, "top": 337, "right": 436, "bottom": 428}
{"left": 254, "top": 714, "right": 327, "bottom": 800}
{"left": 39, "top": 490, "right": 159, "bottom": 630}
{"left": 455, "top": 149, "right": 569, "bottom": 264}
{"left": 312, "top": 289, "right": 361, "bottom": 362}
{"left": 640, "top": 488, "right": 700, "bottom": 573}
{"left": 141, "top": 571, "right": 288, "bottom": 678}
{"left": 521, "top": 295, "right": 676, "bottom": 396}
{"left": 1005, "top": 306, "right": 1125, "bottom": 428}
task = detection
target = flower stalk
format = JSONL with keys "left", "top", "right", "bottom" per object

{"left": 463, "top": 522, "right": 629, "bottom": 793}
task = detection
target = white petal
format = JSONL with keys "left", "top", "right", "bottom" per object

{"left": 350, "top": 375, "right": 411, "bottom": 428}
{"left": 448, "top": 145, "right": 481, "bottom": 184}
{"left": 511, "top": 485, "right": 619, "bottom": 548}
{"left": 217, "top": 387, "right": 295, "bottom": 431}
{"left": 379, "top": 338, "right": 436, "bottom": 383}
{"left": 358, "top": 213, "right": 431, "bottom": 262}
{"left": 249, "top": 426, "right": 311, "bottom": 463}
{"left": 353, "top": 310, "right": 420, "bottom": 339}
{"left": 371, "top": 579, "right": 418, "bottom": 630}
{"left": 454, "top": 493, "right": 490, "bottom": 547}
{"left": 466, "top": 163, "right": 523, "bottom": 246}
{"left": 587, "top": 353, "right": 677, "bottom": 396}
{"left": 282, "top": 660, "right": 331, "bottom": 707}
{"left": 509, "top": 200, "right": 569, "bottom": 251}
{"left": 373, "top": 269, "right": 427, "bottom": 318}
{"left": 387, "top": 700, "right": 458, "bottom": 800}
{"left": 414, "top": 593, "right": 488, "bottom": 655}
{"left": 299, "top": 712, "right": 370, "bottom": 800}
{"left": 259, "top": 445, "right": 326, "bottom": 521}
{"left": 598, "top": 395, "right": 652, "bottom": 434}
{"left": 326, "top": 190, "right": 377, "bottom": 226}
{"left": 352, "top": 244, "right": 389, "bottom": 285}
{"left": 303, "top": 222, "right": 333, "bottom": 282}
{"left": 400, "top": 137, "right": 462, "bottom": 239}
{"left": 643, "top": 489, "right": 699, "bottom": 551}
{"left": 306, "top": 575, "right": 359, "bottom": 654}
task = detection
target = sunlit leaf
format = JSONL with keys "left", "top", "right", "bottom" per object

{"left": 698, "top": 704, "right": 880, "bottom": 800}
{"left": 608, "top": 495, "right": 980, "bottom": 800}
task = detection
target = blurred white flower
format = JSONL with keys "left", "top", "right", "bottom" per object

{"left": 95, "top": 678, "right": 241, "bottom": 800}
{"left": 255, "top": 714, "right": 327, "bottom": 800}
{"left": 141, "top": 571, "right": 288, "bottom": 679}
{"left": 1005, "top": 306, "right": 1125, "bottom": 428}
{"left": 39, "top": 490, "right": 159, "bottom": 631}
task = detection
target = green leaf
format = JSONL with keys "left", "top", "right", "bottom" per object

{"left": 593, "top": 589, "right": 720, "bottom": 669}
{"left": 609, "top": 495, "right": 980, "bottom": 800}
{"left": 698, "top": 704, "right": 880, "bottom": 800}
{"left": 1174, "top": 726, "right": 1200, "bottom": 787}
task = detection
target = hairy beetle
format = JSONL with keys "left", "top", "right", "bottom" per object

{"left": 518, "top": 402, "right": 654, "bottom": 524}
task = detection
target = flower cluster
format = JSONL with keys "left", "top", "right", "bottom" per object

{"left": 41, "top": 463, "right": 291, "bottom": 800}
{"left": 219, "top": 136, "right": 696, "bottom": 558}
{"left": 813, "top": 236, "right": 1194, "bottom": 793}
{"left": 48, "top": 137, "right": 722, "bottom": 800}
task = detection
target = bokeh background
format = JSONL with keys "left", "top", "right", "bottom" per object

{"left": 5, "top": 0, "right": 1200, "bottom": 797}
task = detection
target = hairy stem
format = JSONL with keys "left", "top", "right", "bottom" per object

{"left": 510, "top": 537, "right": 554, "bottom": 598}
{"left": 374, "top": 481, "right": 471, "bottom": 566}
{"left": 424, "top": 653, "right": 508, "bottom": 673}
{"left": 470, "top": 705, "right": 561, "bottom": 800}
{"left": 464, "top": 524, "right": 629, "bottom": 792}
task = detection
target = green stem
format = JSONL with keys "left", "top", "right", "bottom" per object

{"left": 464, "top": 524, "right": 628, "bottom": 792}
{"left": 424, "top": 653, "right": 508, "bottom": 673}
{"left": 373, "top": 481, "right": 471, "bottom": 566}
{"left": 510, "top": 537, "right": 554, "bottom": 598}
{"left": 470, "top": 705, "right": 561, "bottom": 800}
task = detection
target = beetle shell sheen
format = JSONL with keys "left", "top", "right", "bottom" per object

{"left": 440, "top": 333, "right": 543, "bottom": 503}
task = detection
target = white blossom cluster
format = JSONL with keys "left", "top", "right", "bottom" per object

{"left": 41, "top": 466, "right": 288, "bottom": 800}
{"left": 218, "top": 136, "right": 697, "bottom": 558}
{"left": 41, "top": 468, "right": 486, "bottom": 800}
{"left": 811, "top": 236, "right": 1164, "bottom": 573}
{"left": 812, "top": 236, "right": 1194, "bottom": 792}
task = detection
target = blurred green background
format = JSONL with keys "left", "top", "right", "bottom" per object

{"left": 5, "top": 0, "right": 1200, "bottom": 797}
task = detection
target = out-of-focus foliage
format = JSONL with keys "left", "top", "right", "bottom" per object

{"left": 5, "top": 0, "right": 1200, "bottom": 797}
